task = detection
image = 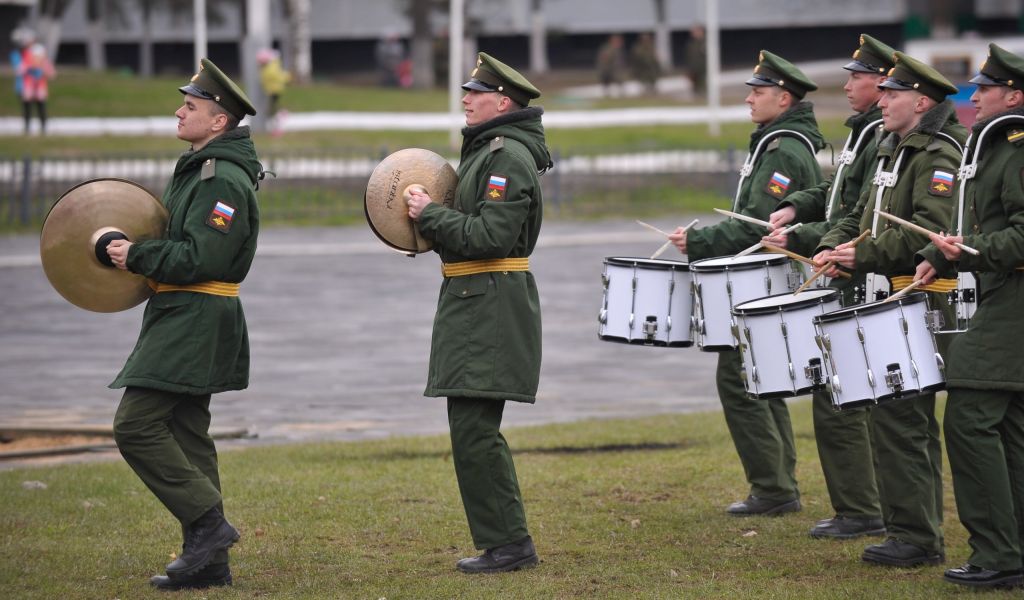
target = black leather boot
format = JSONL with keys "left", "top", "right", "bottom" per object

{"left": 165, "top": 507, "right": 239, "bottom": 576}
{"left": 456, "top": 536, "right": 539, "bottom": 574}
{"left": 151, "top": 563, "right": 232, "bottom": 590}
{"left": 944, "top": 563, "right": 1024, "bottom": 588}
{"left": 809, "top": 515, "right": 885, "bottom": 539}
{"left": 726, "top": 495, "right": 801, "bottom": 516}
{"left": 862, "top": 537, "right": 944, "bottom": 567}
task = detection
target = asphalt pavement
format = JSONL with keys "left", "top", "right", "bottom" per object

{"left": 0, "top": 216, "right": 726, "bottom": 448}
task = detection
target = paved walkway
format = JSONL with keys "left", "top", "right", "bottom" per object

{"left": 0, "top": 217, "right": 728, "bottom": 448}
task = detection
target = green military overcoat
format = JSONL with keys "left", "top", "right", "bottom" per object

{"left": 687, "top": 102, "right": 825, "bottom": 259}
{"left": 920, "top": 106, "right": 1024, "bottom": 390}
{"left": 417, "top": 107, "right": 553, "bottom": 403}
{"left": 111, "top": 127, "right": 262, "bottom": 395}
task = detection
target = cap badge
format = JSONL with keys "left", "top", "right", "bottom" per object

{"left": 853, "top": 49, "right": 861, "bottom": 59}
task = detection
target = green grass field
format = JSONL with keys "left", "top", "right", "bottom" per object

{"left": 0, "top": 396, "right": 988, "bottom": 599}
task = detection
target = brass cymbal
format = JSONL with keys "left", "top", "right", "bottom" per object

{"left": 40, "top": 178, "right": 168, "bottom": 313}
{"left": 364, "top": 148, "right": 456, "bottom": 254}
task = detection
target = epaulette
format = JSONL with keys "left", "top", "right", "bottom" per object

{"left": 1008, "top": 129, "right": 1024, "bottom": 145}
{"left": 765, "top": 137, "right": 782, "bottom": 152}
{"left": 490, "top": 136, "right": 505, "bottom": 153}
{"left": 200, "top": 158, "right": 217, "bottom": 180}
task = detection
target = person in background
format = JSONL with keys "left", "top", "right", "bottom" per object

{"left": 631, "top": 32, "right": 662, "bottom": 94}
{"left": 596, "top": 34, "right": 627, "bottom": 97}
{"left": 685, "top": 25, "right": 707, "bottom": 99}
{"left": 19, "top": 42, "right": 55, "bottom": 135}
{"left": 257, "top": 48, "right": 291, "bottom": 136}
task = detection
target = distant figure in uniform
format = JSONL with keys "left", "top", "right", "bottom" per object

{"left": 916, "top": 43, "right": 1024, "bottom": 589}
{"left": 764, "top": 34, "right": 896, "bottom": 541}
{"left": 669, "top": 51, "right": 825, "bottom": 517}
{"left": 257, "top": 48, "right": 291, "bottom": 136}
{"left": 814, "top": 52, "right": 966, "bottom": 568}
{"left": 375, "top": 32, "right": 405, "bottom": 87}
{"left": 19, "top": 42, "right": 54, "bottom": 135}
{"left": 596, "top": 34, "right": 627, "bottom": 97}
{"left": 685, "top": 25, "right": 707, "bottom": 99}
{"left": 405, "top": 52, "right": 553, "bottom": 574}
{"left": 105, "top": 58, "right": 262, "bottom": 591}
{"left": 630, "top": 32, "right": 661, "bottom": 93}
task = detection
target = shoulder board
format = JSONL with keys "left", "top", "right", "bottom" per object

{"left": 490, "top": 136, "right": 505, "bottom": 153}
{"left": 765, "top": 137, "right": 782, "bottom": 152}
{"left": 200, "top": 158, "right": 217, "bottom": 180}
{"left": 1008, "top": 129, "right": 1024, "bottom": 145}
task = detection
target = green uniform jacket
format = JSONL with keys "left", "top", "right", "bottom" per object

{"left": 417, "top": 107, "right": 553, "bottom": 403}
{"left": 779, "top": 106, "right": 883, "bottom": 259}
{"left": 687, "top": 102, "right": 825, "bottom": 260}
{"left": 818, "top": 100, "right": 967, "bottom": 279}
{"left": 110, "top": 127, "right": 262, "bottom": 395}
{"left": 919, "top": 106, "right": 1024, "bottom": 390}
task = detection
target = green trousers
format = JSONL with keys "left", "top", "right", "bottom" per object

{"left": 945, "top": 388, "right": 1024, "bottom": 571}
{"left": 448, "top": 398, "right": 529, "bottom": 549}
{"left": 114, "top": 386, "right": 229, "bottom": 565}
{"left": 870, "top": 391, "right": 944, "bottom": 552}
{"left": 717, "top": 350, "right": 799, "bottom": 501}
{"left": 812, "top": 389, "right": 881, "bottom": 519}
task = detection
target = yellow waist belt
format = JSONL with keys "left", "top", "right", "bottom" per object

{"left": 441, "top": 257, "right": 530, "bottom": 278}
{"left": 148, "top": 280, "right": 240, "bottom": 297}
{"left": 890, "top": 275, "right": 957, "bottom": 293}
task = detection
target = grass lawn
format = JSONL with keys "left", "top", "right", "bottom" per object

{"left": 0, "top": 396, "right": 982, "bottom": 599}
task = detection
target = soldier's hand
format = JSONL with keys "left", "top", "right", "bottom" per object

{"left": 768, "top": 205, "right": 796, "bottom": 229}
{"left": 928, "top": 231, "right": 963, "bottom": 261}
{"left": 668, "top": 227, "right": 688, "bottom": 254}
{"left": 915, "top": 260, "right": 938, "bottom": 286}
{"left": 106, "top": 239, "right": 132, "bottom": 271}
{"left": 828, "top": 243, "right": 857, "bottom": 270}
{"left": 406, "top": 187, "right": 432, "bottom": 221}
{"left": 762, "top": 228, "right": 789, "bottom": 249}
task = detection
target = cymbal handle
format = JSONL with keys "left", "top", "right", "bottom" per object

{"left": 94, "top": 230, "right": 129, "bottom": 268}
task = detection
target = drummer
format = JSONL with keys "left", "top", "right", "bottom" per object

{"left": 760, "top": 34, "right": 896, "bottom": 540}
{"left": 812, "top": 52, "right": 966, "bottom": 567}
{"left": 915, "top": 44, "right": 1024, "bottom": 589}
{"left": 670, "top": 51, "right": 825, "bottom": 516}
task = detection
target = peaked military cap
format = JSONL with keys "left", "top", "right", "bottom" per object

{"left": 462, "top": 52, "right": 541, "bottom": 106}
{"left": 746, "top": 50, "right": 818, "bottom": 99}
{"left": 179, "top": 58, "right": 257, "bottom": 120}
{"left": 845, "top": 34, "right": 897, "bottom": 74}
{"left": 879, "top": 52, "right": 959, "bottom": 102}
{"left": 970, "top": 43, "right": 1024, "bottom": 91}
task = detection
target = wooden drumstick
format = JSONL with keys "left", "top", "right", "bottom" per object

{"left": 649, "top": 219, "right": 699, "bottom": 259}
{"left": 636, "top": 219, "right": 672, "bottom": 237}
{"left": 712, "top": 208, "right": 774, "bottom": 229}
{"left": 733, "top": 222, "right": 802, "bottom": 259}
{"left": 763, "top": 243, "right": 851, "bottom": 279}
{"left": 874, "top": 210, "right": 980, "bottom": 256}
{"left": 794, "top": 229, "right": 871, "bottom": 294}
{"left": 884, "top": 278, "right": 925, "bottom": 303}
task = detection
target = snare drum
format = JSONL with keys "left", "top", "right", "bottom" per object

{"left": 941, "top": 272, "right": 977, "bottom": 334}
{"left": 689, "top": 254, "right": 803, "bottom": 351}
{"left": 812, "top": 292, "right": 945, "bottom": 409}
{"left": 733, "top": 289, "right": 841, "bottom": 399}
{"left": 598, "top": 257, "right": 694, "bottom": 346}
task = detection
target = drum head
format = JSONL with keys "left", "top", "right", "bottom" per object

{"left": 605, "top": 256, "right": 689, "bottom": 270}
{"left": 734, "top": 288, "right": 837, "bottom": 315}
{"left": 690, "top": 253, "right": 788, "bottom": 272}
{"left": 814, "top": 291, "right": 928, "bottom": 323}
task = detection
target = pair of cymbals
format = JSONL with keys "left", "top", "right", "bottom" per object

{"left": 40, "top": 178, "right": 167, "bottom": 313}
{"left": 364, "top": 148, "right": 457, "bottom": 254}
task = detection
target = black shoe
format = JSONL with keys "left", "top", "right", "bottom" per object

{"left": 944, "top": 563, "right": 1024, "bottom": 588}
{"left": 809, "top": 515, "right": 886, "bottom": 539}
{"left": 456, "top": 536, "right": 539, "bottom": 574}
{"left": 165, "top": 507, "right": 240, "bottom": 576}
{"left": 862, "top": 537, "right": 944, "bottom": 567}
{"left": 726, "top": 495, "right": 801, "bottom": 516}
{"left": 150, "top": 563, "right": 232, "bottom": 590}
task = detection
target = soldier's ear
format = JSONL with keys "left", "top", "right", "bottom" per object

{"left": 1007, "top": 88, "right": 1024, "bottom": 109}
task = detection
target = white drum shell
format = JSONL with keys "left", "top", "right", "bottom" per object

{"left": 690, "top": 254, "right": 802, "bottom": 351}
{"left": 813, "top": 293, "right": 945, "bottom": 408}
{"left": 733, "top": 289, "right": 841, "bottom": 399}
{"left": 598, "top": 257, "right": 694, "bottom": 346}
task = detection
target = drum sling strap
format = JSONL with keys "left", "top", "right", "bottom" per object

{"left": 825, "top": 119, "right": 883, "bottom": 218}
{"left": 732, "top": 129, "right": 818, "bottom": 211}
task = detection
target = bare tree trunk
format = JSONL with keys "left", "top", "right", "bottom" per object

{"left": 139, "top": 2, "right": 154, "bottom": 77}
{"left": 285, "top": 0, "right": 312, "bottom": 83}
{"left": 410, "top": 0, "right": 434, "bottom": 89}
{"left": 85, "top": 0, "right": 106, "bottom": 71}
{"left": 653, "top": 0, "right": 673, "bottom": 70}
{"left": 528, "top": 0, "right": 548, "bottom": 74}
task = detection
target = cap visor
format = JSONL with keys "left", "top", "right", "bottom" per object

{"left": 969, "top": 73, "right": 1002, "bottom": 86}
{"left": 178, "top": 83, "right": 215, "bottom": 100}
{"left": 843, "top": 60, "right": 875, "bottom": 73}
{"left": 878, "top": 78, "right": 914, "bottom": 91}
{"left": 461, "top": 79, "right": 497, "bottom": 93}
{"left": 745, "top": 75, "right": 775, "bottom": 87}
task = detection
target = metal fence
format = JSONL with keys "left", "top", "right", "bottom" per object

{"left": 0, "top": 146, "right": 744, "bottom": 228}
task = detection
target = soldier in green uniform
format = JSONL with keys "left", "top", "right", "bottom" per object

{"left": 105, "top": 58, "right": 261, "bottom": 590}
{"left": 762, "top": 35, "right": 895, "bottom": 540}
{"left": 915, "top": 43, "right": 1024, "bottom": 589}
{"left": 406, "top": 52, "right": 552, "bottom": 573}
{"left": 669, "top": 50, "right": 825, "bottom": 515}
{"left": 814, "top": 51, "right": 967, "bottom": 567}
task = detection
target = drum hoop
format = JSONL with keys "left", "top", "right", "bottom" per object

{"left": 734, "top": 288, "right": 838, "bottom": 315}
{"left": 689, "top": 254, "right": 788, "bottom": 272}
{"left": 605, "top": 256, "right": 690, "bottom": 271}
{"left": 813, "top": 291, "right": 928, "bottom": 323}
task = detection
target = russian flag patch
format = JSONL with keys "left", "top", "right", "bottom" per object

{"left": 765, "top": 171, "right": 791, "bottom": 198}
{"left": 929, "top": 170, "right": 955, "bottom": 197}
{"left": 486, "top": 174, "right": 508, "bottom": 201}
{"left": 206, "top": 200, "right": 236, "bottom": 233}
